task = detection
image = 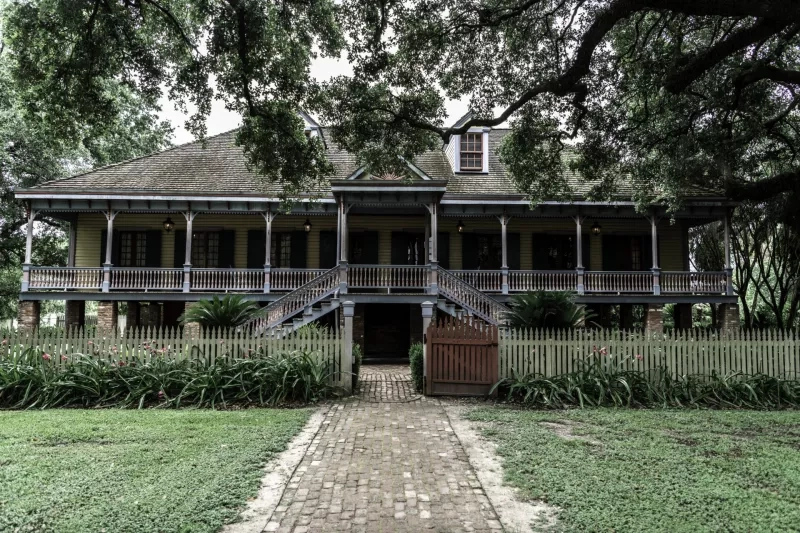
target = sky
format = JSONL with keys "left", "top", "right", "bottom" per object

{"left": 159, "top": 55, "right": 470, "bottom": 145}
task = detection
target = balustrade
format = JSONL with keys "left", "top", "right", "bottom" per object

{"left": 28, "top": 267, "right": 103, "bottom": 290}
{"left": 584, "top": 271, "right": 653, "bottom": 293}
{"left": 271, "top": 269, "right": 327, "bottom": 291}
{"left": 348, "top": 265, "right": 428, "bottom": 289}
{"left": 191, "top": 269, "right": 264, "bottom": 291}
{"left": 508, "top": 270, "right": 577, "bottom": 292}
{"left": 452, "top": 270, "right": 502, "bottom": 291}
{"left": 661, "top": 271, "right": 727, "bottom": 294}
{"left": 111, "top": 268, "right": 183, "bottom": 291}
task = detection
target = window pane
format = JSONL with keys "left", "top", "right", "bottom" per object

{"left": 192, "top": 232, "right": 206, "bottom": 267}
{"left": 120, "top": 233, "right": 133, "bottom": 267}
{"left": 208, "top": 233, "right": 220, "bottom": 268}
{"left": 280, "top": 234, "right": 291, "bottom": 268}
{"left": 460, "top": 133, "right": 483, "bottom": 170}
{"left": 135, "top": 233, "right": 147, "bottom": 267}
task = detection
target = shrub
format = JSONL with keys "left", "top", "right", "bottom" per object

{"left": 409, "top": 342, "right": 423, "bottom": 392}
{"left": 492, "top": 348, "right": 800, "bottom": 409}
{"left": 504, "top": 291, "right": 594, "bottom": 329}
{"left": 180, "top": 295, "right": 262, "bottom": 328}
{"left": 0, "top": 346, "right": 337, "bottom": 409}
{"left": 352, "top": 343, "right": 363, "bottom": 390}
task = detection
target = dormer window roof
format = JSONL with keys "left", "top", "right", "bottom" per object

{"left": 459, "top": 133, "right": 483, "bottom": 171}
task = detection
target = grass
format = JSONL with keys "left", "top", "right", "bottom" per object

{"left": 466, "top": 408, "right": 800, "bottom": 532}
{"left": 0, "top": 408, "right": 310, "bottom": 533}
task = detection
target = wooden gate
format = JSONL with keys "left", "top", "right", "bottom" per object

{"left": 425, "top": 317, "right": 499, "bottom": 396}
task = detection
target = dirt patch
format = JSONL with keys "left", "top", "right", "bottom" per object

{"left": 221, "top": 405, "right": 329, "bottom": 533}
{"left": 445, "top": 405, "right": 560, "bottom": 532}
{"left": 540, "top": 421, "right": 601, "bottom": 446}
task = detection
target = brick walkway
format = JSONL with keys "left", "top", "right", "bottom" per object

{"left": 263, "top": 365, "right": 502, "bottom": 532}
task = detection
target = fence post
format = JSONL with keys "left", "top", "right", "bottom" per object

{"left": 421, "top": 301, "right": 434, "bottom": 384}
{"left": 341, "top": 301, "right": 355, "bottom": 393}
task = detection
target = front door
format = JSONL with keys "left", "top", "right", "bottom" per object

{"left": 363, "top": 304, "right": 411, "bottom": 360}
{"left": 391, "top": 232, "right": 426, "bottom": 265}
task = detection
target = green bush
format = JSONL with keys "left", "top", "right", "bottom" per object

{"left": 409, "top": 342, "right": 423, "bottom": 392}
{"left": 504, "top": 290, "right": 594, "bottom": 329}
{"left": 493, "top": 349, "right": 800, "bottom": 409}
{"left": 0, "top": 346, "right": 337, "bottom": 409}
{"left": 180, "top": 295, "right": 263, "bottom": 328}
{"left": 352, "top": 342, "right": 363, "bottom": 390}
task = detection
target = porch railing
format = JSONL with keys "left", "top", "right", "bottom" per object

{"left": 585, "top": 271, "right": 653, "bottom": 293}
{"left": 191, "top": 268, "right": 264, "bottom": 291}
{"left": 348, "top": 265, "right": 428, "bottom": 289}
{"left": 509, "top": 270, "right": 577, "bottom": 292}
{"left": 452, "top": 270, "right": 503, "bottom": 292}
{"left": 22, "top": 266, "right": 732, "bottom": 296}
{"left": 28, "top": 267, "right": 103, "bottom": 290}
{"left": 271, "top": 269, "right": 327, "bottom": 291}
{"left": 661, "top": 271, "right": 727, "bottom": 294}
{"left": 111, "top": 268, "right": 183, "bottom": 291}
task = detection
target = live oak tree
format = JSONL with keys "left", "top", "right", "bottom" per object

{"left": 322, "top": 0, "right": 800, "bottom": 210}
{"left": 0, "top": 2, "right": 172, "bottom": 319}
{"left": 3, "top": 0, "right": 343, "bottom": 198}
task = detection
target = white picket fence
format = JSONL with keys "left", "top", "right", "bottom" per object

{"left": 2, "top": 326, "right": 349, "bottom": 388}
{"left": 500, "top": 329, "right": 800, "bottom": 380}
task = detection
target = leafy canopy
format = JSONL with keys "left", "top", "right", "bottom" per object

{"left": 322, "top": 0, "right": 800, "bottom": 210}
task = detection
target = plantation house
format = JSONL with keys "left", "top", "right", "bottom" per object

{"left": 15, "top": 113, "right": 739, "bottom": 360}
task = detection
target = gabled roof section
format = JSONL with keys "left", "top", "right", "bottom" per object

{"left": 451, "top": 110, "right": 474, "bottom": 129}
{"left": 298, "top": 110, "right": 320, "bottom": 129}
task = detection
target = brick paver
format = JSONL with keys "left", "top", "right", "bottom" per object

{"left": 263, "top": 365, "right": 502, "bottom": 532}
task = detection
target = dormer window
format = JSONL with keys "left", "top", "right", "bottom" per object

{"left": 459, "top": 133, "right": 483, "bottom": 171}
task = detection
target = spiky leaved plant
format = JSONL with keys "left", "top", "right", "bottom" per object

{"left": 179, "top": 295, "right": 263, "bottom": 328}
{"left": 503, "top": 290, "right": 594, "bottom": 329}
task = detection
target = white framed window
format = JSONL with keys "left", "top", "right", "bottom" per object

{"left": 459, "top": 133, "right": 483, "bottom": 171}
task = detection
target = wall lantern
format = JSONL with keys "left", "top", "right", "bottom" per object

{"left": 303, "top": 218, "right": 312, "bottom": 232}
{"left": 457, "top": 220, "right": 465, "bottom": 233}
{"left": 162, "top": 217, "right": 175, "bottom": 233}
{"left": 591, "top": 221, "right": 601, "bottom": 236}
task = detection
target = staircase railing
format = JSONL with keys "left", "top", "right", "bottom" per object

{"left": 257, "top": 265, "right": 340, "bottom": 330}
{"left": 437, "top": 267, "right": 508, "bottom": 325}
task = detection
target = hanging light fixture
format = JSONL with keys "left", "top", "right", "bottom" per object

{"left": 591, "top": 221, "right": 601, "bottom": 236}
{"left": 162, "top": 217, "right": 175, "bottom": 232}
{"left": 303, "top": 218, "right": 312, "bottom": 232}
{"left": 457, "top": 220, "right": 465, "bottom": 233}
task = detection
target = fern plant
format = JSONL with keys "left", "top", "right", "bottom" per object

{"left": 180, "top": 295, "right": 263, "bottom": 328}
{"left": 503, "top": 291, "right": 594, "bottom": 329}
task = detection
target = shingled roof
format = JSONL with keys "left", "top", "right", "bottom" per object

{"left": 26, "top": 127, "right": 719, "bottom": 200}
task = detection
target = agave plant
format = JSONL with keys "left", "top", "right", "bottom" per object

{"left": 180, "top": 295, "right": 263, "bottom": 328}
{"left": 503, "top": 290, "right": 594, "bottom": 329}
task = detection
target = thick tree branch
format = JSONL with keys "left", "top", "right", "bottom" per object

{"left": 726, "top": 170, "right": 800, "bottom": 201}
{"left": 663, "top": 17, "right": 793, "bottom": 94}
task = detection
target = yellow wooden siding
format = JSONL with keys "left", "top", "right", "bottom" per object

{"left": 75, "top": 213, "right": 686, "bottom": 271}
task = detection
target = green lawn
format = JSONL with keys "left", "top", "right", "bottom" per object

{"left": 0, "top": 409, "right": 310, "bottom": 533}
{"left": 466, "top": 408, "right": 800, "bottom": 533}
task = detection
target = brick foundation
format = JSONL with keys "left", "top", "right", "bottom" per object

{"left": 719, "top": 303, "right": 740, "bottom": 333}
{"left": 64, "top": 300, "right": 85, "bottom": 330}
{"left": 674, "top": 303, "right": 693, "bottom": 330}
{"left": 97, "top": 301, "right": 118, "bottom": 332}
{"left": 644, "top": 304, "right": 663, "bottom": 334}
{"left": 17, "top": 300, "right": 41, "bottom": 331}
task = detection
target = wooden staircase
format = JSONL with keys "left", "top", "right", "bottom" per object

{"left": 254, "top": 266, "right": 341, "bottom": 332}
{"left": 436, "top": 268, "right": 508, "bottom": 326}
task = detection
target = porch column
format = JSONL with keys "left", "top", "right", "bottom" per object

{"left": 649, "top": 215, "right": 661, "bottom": 295}
{"left": 421, "top": 301, "right": 434, "bottom": 383}
{"left": 21, "top": 208, "right": 38, "bottom": 292}
{"left": 183, "top": 211, "right": 197, "bottom": 293}
{"left": 102, "top": 210, "right": 117, "bottom": 293}
{"left": 723, "top": 210, "right": 733, "bottom": 296}
{"left": 424, "top": 214, "right": 431, "bottom": 264}
{"left": 338, "top": 199, "right": 349, "bottom": 294}
{"left": 263, "top": 209, "right": 275, "bottom": 293}
{"left": 574, "top": 215, "right": 585, "bottom": 295}
{"left": 499, "top": 212, "right": 510, "bottom": 294}
{"left": 427, "top": 203, "right": 439, "bottom": 295}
